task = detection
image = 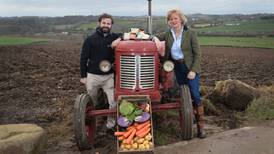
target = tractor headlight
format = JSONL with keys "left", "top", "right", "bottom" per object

{"left": 99, "top": 60, "right": 111, "bottom": 72}
{"left": 163, "top": 60, "right": 174, "bottom": 72}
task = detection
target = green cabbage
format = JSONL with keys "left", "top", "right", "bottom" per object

{"left": 119, "top": 99, "right": 136, "bottom": 116}
{"left": 119, "top": 99, "right": 143, "bottom": 121}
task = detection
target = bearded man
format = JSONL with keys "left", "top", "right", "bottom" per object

{"left": 80, "top": 13, "right": 121, "bottom": 133}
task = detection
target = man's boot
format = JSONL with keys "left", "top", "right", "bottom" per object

{"left": 195, "top": 103, "right": 206, "bottom": 139}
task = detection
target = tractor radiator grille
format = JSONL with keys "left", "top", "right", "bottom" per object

{"left": 120, "top": 55, "right": 155, "bottom": 90}
{"left": 120, "top": 55, "right": 136, "bottom": 89}
{"left": 139, "top": 56, "right": 155, "bottom": 89}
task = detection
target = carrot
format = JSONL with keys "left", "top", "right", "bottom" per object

{"left": 126, "top": 125, "right": 135, "bottom": 131}
{"left": 114, "top": 131, "right": 125, "bottom": 136}
{"left": 136, "top": 120, "right": 150, "bottom": 130}
{"left": 136, "top": 123, "right": 151, "bottom": 136}
{"left": 134, "top": 122, "right": 139, "bottom": 127}
{"left": 123, "top": 128, "right": 135, "bottom": 138}
{"left": 136, "top": 128, "right": 151, "bottom": 138}
{"left": 118, "top": 136, "right": 125, "bottom": 141}
{"left": 125, "top": 128, "right": 136, "bottom": 144}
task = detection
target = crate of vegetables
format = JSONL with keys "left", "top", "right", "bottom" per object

{"left": 115, "top": 95, "right": 154, "bottom": 153}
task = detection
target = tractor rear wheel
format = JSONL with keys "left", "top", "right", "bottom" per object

{"left": 179, "top": 84, "right": 193, "bottom": 140}
{"left": 73, "top": 94, "right": 96, "bottom": 150}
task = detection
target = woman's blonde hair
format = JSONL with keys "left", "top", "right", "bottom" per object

{"left": 167, "top": 9, "right": 187, "bottom": 25}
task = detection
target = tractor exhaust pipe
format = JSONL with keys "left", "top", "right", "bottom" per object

{"left": 147, "top": 0, "right": 152, "bottom": 34}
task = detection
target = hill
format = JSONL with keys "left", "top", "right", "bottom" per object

{"left": 0, "top": 14, "right": 274, "bottom": 36}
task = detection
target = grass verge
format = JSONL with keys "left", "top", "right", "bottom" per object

{"left": 246, "top": 96, "right": 274, "bottom": 121}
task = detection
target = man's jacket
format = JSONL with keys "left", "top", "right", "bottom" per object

{"left": 80, "top": 27, "right": 121, "bottom": 77}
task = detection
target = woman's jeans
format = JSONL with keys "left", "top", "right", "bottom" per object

{"left": 174, "top": 62, "right": 201, "bottom": 105}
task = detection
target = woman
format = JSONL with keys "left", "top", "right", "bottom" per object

{"left": 154, "top": 9, "right": 206, "bottom": 138}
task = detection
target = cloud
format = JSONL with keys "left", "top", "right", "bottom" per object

{"left": 0, "top": 0, "right": 273, "bottom": 17}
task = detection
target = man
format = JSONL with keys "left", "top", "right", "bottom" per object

{"left": 80, "top": 13, "right": 121, "bottom": 133}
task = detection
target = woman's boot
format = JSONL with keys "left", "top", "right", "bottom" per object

{"left": 195, "top": 103, "right": 206, "bottom": 138}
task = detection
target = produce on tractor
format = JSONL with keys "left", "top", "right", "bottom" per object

{"left": 116, "top": 99, "right": 153, "bottom": 151}
{"left": 136, "top": 120, "right": 150, "bottom": 130}
{"left": 118, "top": 100, "right": 144, "bottom": 127}
{"left": 125, "top": 128, "right": 136, "bottom": 144}
{"left": 114, "top": 131, "right": 124, "bottom": 136}
{"left": 115, "top": 121, "right": 153, "bottom": 151}
{"left": 136, "top": 123, "right": 151, "bottom": 137}
{"left": 135, "top": 112, "right": 150, "bottom": 122}
{"left": 117, "top": 116, "right": 133, "bottom": 127}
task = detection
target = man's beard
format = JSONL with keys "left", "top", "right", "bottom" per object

{"left": 100, "top": 27, "right": 111, "bottom": 33}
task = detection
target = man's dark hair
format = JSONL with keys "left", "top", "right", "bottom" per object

{"left": 98, "top": 13, "right": 114, "bottom": 24}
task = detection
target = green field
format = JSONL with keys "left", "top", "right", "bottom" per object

{"left": 77, "top": 19, "right": 148, "bottom": 32}
{"left": 77, "top": 22, "right": 98, "bottom": 31}
{"left": 196, "top": 19, "right": 274, "bottom": 33}
{"left": 199, "top": 36, "right": 274, "bottom": 49}
{"left": 0, "top": 36, "right": 48, "bottom": 46}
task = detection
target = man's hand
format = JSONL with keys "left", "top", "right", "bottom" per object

{"left": 187, "top": 71, "right": 196, "bottom": 80}
{"left": 80, "top": 78, "right": 87, "bottom": 85}
{"left": 111, "top": 38, "right": 121, "bottom": 49}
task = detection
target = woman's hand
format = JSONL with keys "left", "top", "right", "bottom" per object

{"left": 153, "top": 36, "right": 162, "bottom": 51}
{"left": 187, "top": 71, "right": 196, "bottom": 80}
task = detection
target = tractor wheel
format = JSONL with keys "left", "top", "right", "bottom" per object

{"left": 179, "top": 84, "right": 193, "bottom": 140}
{"left": 74, "top": 94, "right": 96, "bottom": 150}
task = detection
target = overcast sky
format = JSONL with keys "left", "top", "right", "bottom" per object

{"left": 0, "top": 0, "right": 274, "bottom": 17}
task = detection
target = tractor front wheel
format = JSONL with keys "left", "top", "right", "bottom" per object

{"left": 179, "top": 84, "right": 193, "bottom": 140}
{"left": 73, "top": 94, "right": 96, "bottom": 150}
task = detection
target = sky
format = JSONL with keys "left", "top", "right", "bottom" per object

{"left": 0, "top": 0, "right": 274, "bottom": 17}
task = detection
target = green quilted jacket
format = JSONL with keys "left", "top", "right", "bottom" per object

{"left": 156, "top": 28, "right": 201, "bottom": 73}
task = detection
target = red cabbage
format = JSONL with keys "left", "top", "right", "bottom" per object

{"left": 117, "top": 116, "right": 133, "bottom": 127}
{"left": 134, "top": 112, "right": 150, "bottom": 122}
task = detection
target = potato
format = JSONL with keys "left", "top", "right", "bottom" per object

{"left": 122, "top": 139, "right": 127, "bottom": 144}
{"left": 125, "top": 144, "right": 132, "bottom": 150}
{"left": 144, "top": 144, "right": 150, "bottom": 149}
{"left": 149, "top": 142, "right": 153, "bottom": 148}
{"left": 143, "top": 140, "right": 149, "bottom": 145}
{"left": 121, "top": 144, "right": 129, "bottom": 151}
{"left": 120, "top": 144, "right": 125, "bottom": 149}
{"left": 137, "top": 138, "right": 145, "bottom": 144}
{"left": 138, "top": 144, "right": 145, "bottom": 150}
{"left": 133, "top": 136, "right": 139, "bottom": 142}
{"left": 145, "top": 133, "right": 152, "bottom": 141}
{"left": 132, "top": 143, "right": 138, "bottom": 149}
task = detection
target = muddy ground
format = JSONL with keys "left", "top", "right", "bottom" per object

{"left": 0, "top": 41, "right": 274, "bottom": 153}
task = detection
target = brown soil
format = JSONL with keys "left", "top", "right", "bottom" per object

{"left": 201, "top": 46, "right": 274, "bottom": 87}
{"left": 0, "top": 41, "right": 274, "bottom": 153}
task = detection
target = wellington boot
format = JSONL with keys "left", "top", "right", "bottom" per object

{"left": 195, "top": 103, "right": 206, "bottom": 139}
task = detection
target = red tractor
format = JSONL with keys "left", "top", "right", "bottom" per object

{"left": 73, "top": 39, "right": 193, "bottom": 150}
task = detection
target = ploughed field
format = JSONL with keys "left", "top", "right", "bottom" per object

{"left": 201, "top": 46, "right": 274, "bottom": 87}
{"left": 0, "top": 41, "right": 273, "bottom": 152}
